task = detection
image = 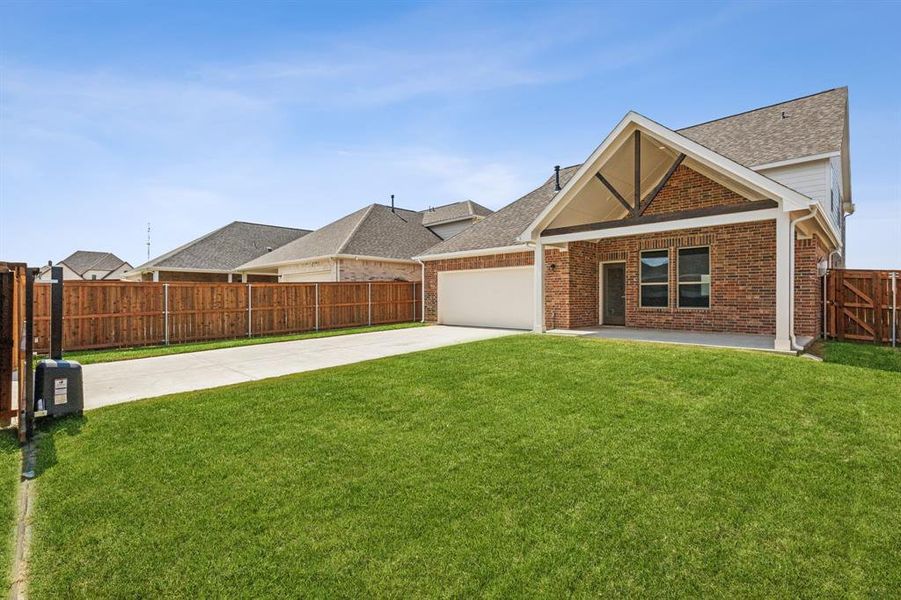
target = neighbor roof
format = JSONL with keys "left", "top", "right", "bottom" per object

{"left": 420, "top": 88, "right": 848, "bottom": 257}
{"left": 59, "top": 251, "right": 130, "bottom": 276}
{"left": 421, "top": 200, "right": 493, "bottom": 226}
{"left": 238, "top": 204, "right": 442, "bottom": 269}
{"left": 132, "top": 221, "right": 310, "bottom": 272}
{"left": 420, "top": 166, "right": 580, "bottom": 256}
{"left": 677, "top": 87, "right": 847, "bottom": 166}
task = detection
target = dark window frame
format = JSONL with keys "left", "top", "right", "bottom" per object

{"left": 677, "top": 246, "right": 711, "bottom": 309}
{"left": 639, "top": 249, "right": 670, "bottom": 308}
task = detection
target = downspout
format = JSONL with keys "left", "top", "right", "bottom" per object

{"left": 789, "top": 208, "right": 817, "bottom": 351}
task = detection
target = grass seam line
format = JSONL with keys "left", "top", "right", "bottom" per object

{"left": 8, "top": 439, "right": 37, "bottom": 600}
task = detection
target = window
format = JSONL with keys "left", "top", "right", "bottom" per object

{"left": 678, "top": 247, "right": 710, "bottom": 308}
{"left": 640, "top": 249, "right": 669, "bottom": 307}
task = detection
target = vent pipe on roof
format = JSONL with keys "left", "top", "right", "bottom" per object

{"left": 391, "top": 194, "right": 395, "bottom": 213}
{"left": 554, "top": 165, "right": 561, "bottom": 192}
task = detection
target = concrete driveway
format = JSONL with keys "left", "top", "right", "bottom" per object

{"left": 82, "top": 325, "right": 518, "bottom": 410}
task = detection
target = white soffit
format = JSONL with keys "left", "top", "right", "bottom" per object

{"left": 519, "top": 112, "right": 815, "bottom": 242}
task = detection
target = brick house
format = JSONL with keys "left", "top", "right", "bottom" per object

{"left": 416, "top": 89, "right": 852, "bottom": 352}
{"left": 123, "top": 221, "right": 311, "bottom": 282}
{"left": 238, "top": 201, "right": 491, "bottom": 282}
{"left": 39, "top": 250, "right": 132, "bottom": 281}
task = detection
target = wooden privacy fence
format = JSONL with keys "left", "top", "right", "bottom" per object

{"left": 826, "top": 269, "right": 899, "bottom": 345}
{"left": 0, "top": 262, "right": 28, "bottom": 425}
{"left": 31, "top": 281, "right": 422, "bottom": 352}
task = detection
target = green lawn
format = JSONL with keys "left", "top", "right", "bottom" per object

{"left": 821, "top": 340, "right": 901, "bottom": 373}
{"left": 29, "top": 335, "right": 901, "bottom": 598}
{"left": 60, "top": 321, "right": 425, "bottom": 365}
{"left": 0, "top": 432, "right": 20, "bottom": 591}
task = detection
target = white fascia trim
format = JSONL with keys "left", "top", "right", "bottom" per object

{"left": 518, "top": 116, "right": 634, "bottom": 244}
{"left": 810, "top": 205, "right": 841, "bottom": 248}
{"left": 540, "top": 208, "right": 782, "bottom": 245}
{"left": 518, "top": 112, "right": 815, "bottom": 243}
{"left": 750, "top": 151, "right": 840, "bottom": 171}
{"left": 239, "top": 254, "right": 417, "bottom": 271}
{"left": 414, "top": 244, "right": 530, "bottom": 261}
{"left": 334, "top": 254, "right": 418, "bottom": 265}
{"left": 422, "top": 215, "right": 477, "bottom": 228}
{"left": 122, "top": 266, "right": 235, "bottom": 276}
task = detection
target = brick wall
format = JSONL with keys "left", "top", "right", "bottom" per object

{"left": 643, "top": 164, "right": 750, "bottom": 216}
{"left": 794, "top": 236, "right": 825, "bottom": 339}
{"left": 592, "top": 221, "right": 777, "bottom": 334}
{"left": 141, "top": 271, "right": 278, "bottom": 283}
{"left": 337, "top": 259, "right": 421, "bottom": 282}
{"left": 143, "top": 270, "right": 230, "bottom": 282}
{"left": 544, "top": 242, "right": 599, "bottom": 328}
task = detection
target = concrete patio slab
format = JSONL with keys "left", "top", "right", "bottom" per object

{"left": 548, "top": 325, "right": 810, "bottom": 354}
{"left": 82, "top": 325, "right": 517, "bottom": 410}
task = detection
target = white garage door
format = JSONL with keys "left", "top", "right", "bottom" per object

{"left": 437, "top": 266, "right": 534, "bottom": 330}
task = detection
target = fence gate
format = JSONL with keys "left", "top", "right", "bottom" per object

{"left": 826, "top": 269, "right": 899, "bottom": 345}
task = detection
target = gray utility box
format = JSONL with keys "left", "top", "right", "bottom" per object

{"left": 34, "top": 359, "right": 84, "bottom": 417}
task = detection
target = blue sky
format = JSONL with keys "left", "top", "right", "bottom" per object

{"left": 1, "top": 1, "right": 899, "bottom": 268}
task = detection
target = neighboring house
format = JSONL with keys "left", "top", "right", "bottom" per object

{"left": 122, "top": 221, "right": 311, "bottom": 282}
{"left": 238, "top": 203, "right": 444, "bottom": 282}
{"left": 417, "top": 88, "right": 852, "bottom": 352}
{"left": 39, "top": 251, "right": 133, "bottom": 281}
{"left": 421, "top": 200, "right": 493, "bottom": 240}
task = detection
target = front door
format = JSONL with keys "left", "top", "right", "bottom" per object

{"left": 602, "top": 263, "right": 625, "bottom": 325}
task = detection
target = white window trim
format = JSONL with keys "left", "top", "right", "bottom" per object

{"left": 676, "top": 245, "right": 711, "bottom": 309}
{"left": 639, "top": 249, "right": 670, "bottom": 309}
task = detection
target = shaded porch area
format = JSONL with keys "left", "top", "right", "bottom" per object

{"left": 547, "top": 325, "right": 813, "bottom": 355}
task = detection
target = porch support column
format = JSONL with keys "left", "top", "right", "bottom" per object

{"left": 533, "top": 241, "right": 546, "bottom": 333}
{"left": 774, "top": 211, "right": 792, "bottom": 351}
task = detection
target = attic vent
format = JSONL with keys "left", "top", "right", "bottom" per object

{"left": 781, "top": 111, "right": 789, "bottom": 119}
{"left": 266, "top": 246, "right": 273, "bottom": 252}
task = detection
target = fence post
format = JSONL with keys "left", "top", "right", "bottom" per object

{"left": 163, "top": 283, "right": 169, "bottom": 346}
{"left": 247, "top": 283, "right": 252, "bottom": 338}
{"left": 412, "top": 282, "right": 417, "bottom": 322}
{"left": 836, "top": 270, "right": 845, "bottom": 341}
{"left": 873, "top": 271, "right": 884, "bottom": 344}
{"left": 368, "top": 282, "right": 372, "bottom": 326}
{"left": 891, "top": 271, "right": 897, "bottom": 347}
{"left": 315, "top": 283, "right": 319, "bottom": 331}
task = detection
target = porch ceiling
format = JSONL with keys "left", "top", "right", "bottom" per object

{"left": 546, "top": 127, "right": 768, "bottom": 232}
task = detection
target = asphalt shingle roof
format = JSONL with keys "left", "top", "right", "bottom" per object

{"left": 239, "top": 204, "right": 442, "bottom": 269}
{"left": 421, "top": 200, "right": 493, "bottom": 226}
{"left": 134, "top": 221, "right": 310, "bottom": 272}
{"left": 421, "top": 88, "right": 848, "bottom": 256}
{"left": 59, "top": 251, "right": 130, "bottom": 276}
{"left": 677, "top": 87, "right": 847, "bottom": 166}
{"left": 420, "top": 166, "right": 580, "bottom": 256}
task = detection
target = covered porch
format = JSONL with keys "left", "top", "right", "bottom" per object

{"left": 548, "top": 325, "right": 814, "bottom": 355}
{"left": 523, "top": 113, "right": 838, "bottom": 353}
